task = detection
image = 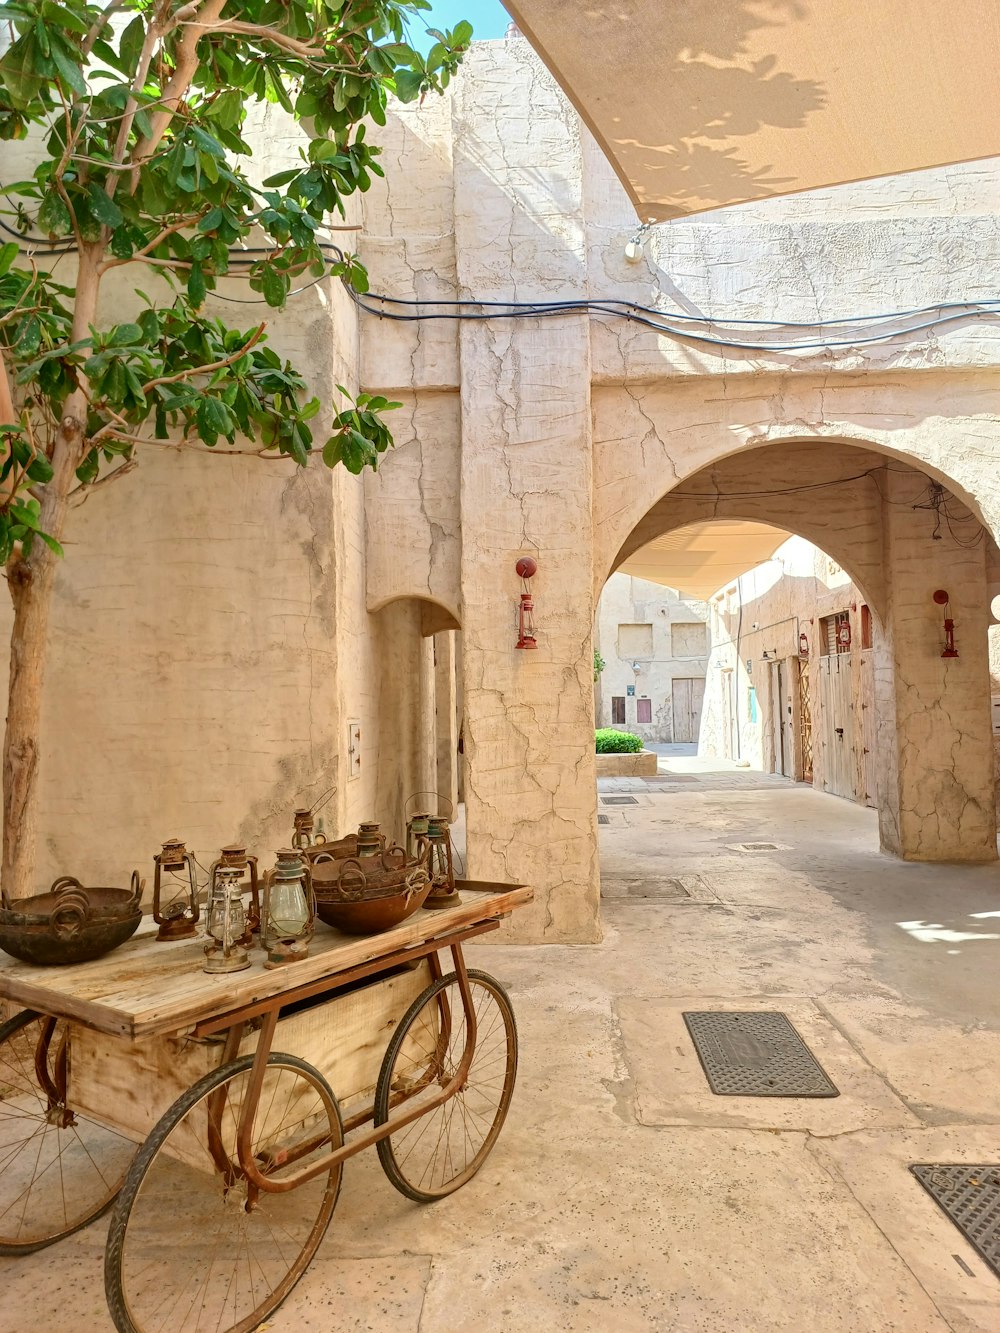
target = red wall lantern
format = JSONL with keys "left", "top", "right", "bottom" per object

{"left": 933, "top": 589, "right": 959, "bottom": 658}
{"left": 798, "top": 631, "right": 809, "bottom": 658}
{"left": 515, "top": 556, "right": 538, "bottom": 650}
{"left": 836, "top": 619, "right": 852, "bottom": 650}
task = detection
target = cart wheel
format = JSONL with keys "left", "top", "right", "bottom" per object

{"left": 105, "top": 1053, "right": 343, "bottom": 1333}
{"left": 374, "top": 969, "right": 517, "bottom": 1202}
{"left": 0, "top": 1008, "right": 135, "bottom": 1255}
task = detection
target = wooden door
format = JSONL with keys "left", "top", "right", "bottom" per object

{"left": 672, "top": 677, "right": 705, "bottom": 744}
{"left": 770, "top": 661, "right": 793, "bottom": 776}
{"left": 818, "top": 653, "right": 855, "bottom": 799}
{"left": 859, "top": 650, "right": 876, "bottom": 807}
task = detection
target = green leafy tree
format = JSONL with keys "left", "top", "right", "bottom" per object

{"left": 0, "top": 0, "right": 472, "bottom": 898}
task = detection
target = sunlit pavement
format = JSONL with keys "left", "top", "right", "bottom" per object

{"left": 3, "top": 766, "right": 1000, "bottom": 1331}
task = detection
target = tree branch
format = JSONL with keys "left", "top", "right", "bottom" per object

{"left": 182, "top": 19, "right": 324, "bottom": 62}
{"left": 127, "top": 0, "right": 229, "bottom": 193}
{"left": 96, "top": 214, "right": 203, "bottom": 273}
{"left": 68, "top": 455, "right": 138, "bottom": 504}
{"left": 139, "top": 322, "right": 266, "bottom": 392}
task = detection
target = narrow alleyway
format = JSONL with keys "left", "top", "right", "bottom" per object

{"left": 5, "top": 764, "right": 1000, "bottom": 1331}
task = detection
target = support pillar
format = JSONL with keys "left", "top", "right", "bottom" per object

{"left": 875, "top": 473, "right": 996, "bottom": 860}
{"left": 453, "top": 42, "right": 600, "bottom": 942}
{"left": 434, "top": 630, "right": 460, "bottom": 816}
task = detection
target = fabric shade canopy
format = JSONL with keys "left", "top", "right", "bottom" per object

{"left": 504, "top": 0, "right": 1000, "bottom": 220}
{"left": 619, "top": 520, "right": 790, "bottom": 600}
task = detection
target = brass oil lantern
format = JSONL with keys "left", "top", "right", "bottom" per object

{"left": 292, "top": 808, "right": 325, "bottom": 850}
{"left": 422, "top": 816, "right": 459, "bottom": 910}
{"left": 152, "top": 838, "right": 199, "bottom": 941}
{"left": 262, "top": 849, "right": 315, "bottom": 968}
{"left": 203, "top": 866, "right": 251, "bottom": 973}
{"left": 208, "top": 844, "right": 260, "bottom": 939}
{"left": 406, "top": 812, "right": 431, "bottom": 861}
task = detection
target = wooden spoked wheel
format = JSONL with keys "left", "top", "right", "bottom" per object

{"left": 374, "top": 970, "right": 518, "bottom": 1202}
{"left": 0, "top": 1009, "right": 135, "bottom": 1254}
{"left": 105, "top": 1053, "right": 343, "bottom": 1333}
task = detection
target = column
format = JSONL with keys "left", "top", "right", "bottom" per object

{"left": 875, "top": 471, "right": 996, "bottom": 860}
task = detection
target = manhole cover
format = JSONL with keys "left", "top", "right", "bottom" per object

{"left": 597, "top": 814, "right": 610, "bottom": 826}
{"left": 910, "top": 1164, "right": 1000, "bottom": 1279}
{"left": 601, "top": 796, "right": 639, "bottom": 806}
{"left": 601, "top": 877, "right": 690, "bottom": 900}
{"left": 683, "top": 1011, "right": 839, "bottom": 1098}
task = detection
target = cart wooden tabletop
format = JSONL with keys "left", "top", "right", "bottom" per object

{"left": 0, "top": 881, "right": 532, "bottom": 1041}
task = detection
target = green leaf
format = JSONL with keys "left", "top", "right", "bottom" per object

{"left": 75, "top": 449, "right": 99, "bottom": 484}
{"left": 452, "top": 20, "right": 474, "bottom": 44}
{"left": 0, "top": 242, "right": 18, "bottom": 276}
{"left": 259, "top": 265, "right": 288, "bottom": 308}
{"left": 87, "top": 184, "right": 123, "bottom": 229}
{"left": 108, "top": 322, "right": 142, "bottom": 346}
{"left": 49, "top": 40, "right": 87, "bottom": 97}
{"left": 394, "top": 69, "right": 425, "bottom": 103}
{"left": 37, "top": 190, "right": 71, "bottom": 236}
{"left": 187, "top": 262, "right": 206, "bottom": 308}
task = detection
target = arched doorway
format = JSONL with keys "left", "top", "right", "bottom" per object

{"left": 601, "top": 439, "right": 999, "bottom": 869}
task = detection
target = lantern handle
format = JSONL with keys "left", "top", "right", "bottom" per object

{"left": 404, "top": 791, "right": 455, "bottom": 821}
{"left": 129, "top": 870, "right": 145, "bottom": 909}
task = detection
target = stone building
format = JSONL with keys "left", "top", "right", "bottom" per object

{"left": 700, "top": 536, "right": 878, "bottom": 804}
{"left": 594, "top": 575, "right": 709, "bottom": 745}
{"left": 8, "top": 32, "right": 1000, "bottom": 947}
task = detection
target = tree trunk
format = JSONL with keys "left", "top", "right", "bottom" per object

{"left": 1, "top": 249, "right": 100, "bottom": 900}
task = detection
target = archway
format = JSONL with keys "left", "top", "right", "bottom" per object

{"left": 367, "top": 596, "right": 462, "bottom": 841}
{"left": 596, "top": 438, "right": 999, "bottom": 874}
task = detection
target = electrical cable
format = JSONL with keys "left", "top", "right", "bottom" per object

{"left": 6, "top": 214, "right": 1000, "bottom": 352}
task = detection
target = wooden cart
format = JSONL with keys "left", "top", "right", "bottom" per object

{"left": 0, "top": 880, "right": 531, "bottom": 1333}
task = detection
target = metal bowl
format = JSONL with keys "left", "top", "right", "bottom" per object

{"left": 315, "top": 877, "right": 432, "bottom": 936}
{"left": 0, "top": 874, "right": 144, "bottom": 966}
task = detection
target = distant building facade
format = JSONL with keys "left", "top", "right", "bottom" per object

{"left": 594, "top": 575, "right": 710, "bottom": 744}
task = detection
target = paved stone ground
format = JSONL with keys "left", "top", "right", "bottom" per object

{"left": 4, "top": 757, "right": 1000, "bottom": 1331}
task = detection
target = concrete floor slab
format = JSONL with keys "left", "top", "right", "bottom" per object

{"left": 618, "top": 995, "right": 921, "bottom": 1132}
{"left": 809, "top": 1126, "right": 1000, "bottom": 1309}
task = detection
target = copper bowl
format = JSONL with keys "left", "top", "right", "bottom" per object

{"left": 315, "top": 876, "right": 433, "bottom": 936}
{"left": 0, "top": 874, "right": 144, "bottom": 966}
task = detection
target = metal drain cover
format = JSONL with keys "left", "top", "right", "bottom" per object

{"left": 910, "top": 1164, "right": 1000, "bottom": 1278}
{"left": 601, "top": 796, "right": 639, "bottom": 806}
{"left": 683, "top": 1011, "right": 839, "bottom": 1098}
{"left": 597, "top": 814, "right": 610, "bottom": 826}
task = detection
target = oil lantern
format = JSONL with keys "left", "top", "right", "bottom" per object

{"left": 422, "top": 816, "right": 460, "bottom": 910}
{"left": 207, "top": 845, "right": 260, "bottom": 939}
{"left": 152, "top": 838, "right": 199, "bottom": 942}
{"left": 203, "top": 866, "right": 251, "bottom": 973}
{"left": 262, "top": 849, "right": 315, "bottom": 968}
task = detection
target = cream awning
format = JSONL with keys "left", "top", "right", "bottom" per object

{"left": 619, "top": 520, "right": 790, "bottom": 600}
{"left": 504, "top": 1, "right": 1000, "bottom": 220}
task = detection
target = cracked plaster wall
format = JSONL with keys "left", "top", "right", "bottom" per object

{"left": 357, "top": 35, "right": 1000, "bottom": 934}
{"left": 451, "top": 41, "right": 600, "bottom": 943}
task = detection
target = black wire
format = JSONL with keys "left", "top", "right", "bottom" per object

{"left": 7, "top": 214, "right": 1000, "bottom": 352}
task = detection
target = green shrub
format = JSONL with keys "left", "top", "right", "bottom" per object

{"left": 595, "top": 729, "right": 644, "bottom": 754}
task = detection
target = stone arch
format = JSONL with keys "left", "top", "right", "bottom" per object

{"left": 368, "top": 592, "right": 461, "bottom": 635}
{"left": 592, "top": 377, "right": 1000, "bottom": 594}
